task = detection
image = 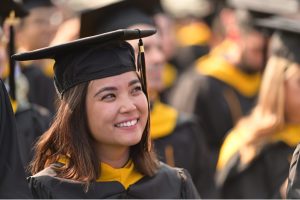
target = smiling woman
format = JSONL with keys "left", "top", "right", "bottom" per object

{"left": 12, "top": 29, "right": 199, "bottom": 198}
{"left": 86, "top": 72, "right": 148, "bottom": 167}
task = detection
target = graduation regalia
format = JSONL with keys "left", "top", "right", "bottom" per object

{"left": 16, "top": 0, "right": 57, "bottom": 114}
{"left": 28, "top": 162, "right": 199, "bottom": 198}
{"left": 15, "top": 102, "right": 52, "bottom": 172}
{"left": 150, "top": 99, "right": 217, "bottom": 198}
{"left": 170, "top": 42, "right": 260, "bottom": 168}
{"left": 194, "top": 49, "right": 260, "bottom": 156}
{"left": 21, "top": 63, "right": 57, "bottom": 114}
{"left": 217, "top": 124, "right": 300, "bottom": 198}
{"left": 0, "top": 0, "right": 33, "bottom": 197}
{"left": 0, "top": 79, "right": 32, "bottom": 198}
{"left": 12, "top": 28, "right": 201, "bottom": 199}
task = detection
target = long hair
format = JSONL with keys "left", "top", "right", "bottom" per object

{"left": 236, "top": 56, "right": 297, "bottom": 148}
{"left": 30, "top": 79, "right": 158, "bottom": 186}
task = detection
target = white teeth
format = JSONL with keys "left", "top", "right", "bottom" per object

{"left": 116, "top": 119, "right": 138, "bottom": 127}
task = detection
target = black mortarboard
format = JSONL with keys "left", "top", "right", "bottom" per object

{"left": 21, "top": 0, "right": 53, "bottom": 10}
{"left": 12, "top": 29, "right": 156, "bottom": 97}
{"left": 0, "top": 0, "right": 28, "bottom": 26}
{"left": 80, "top": 0, "right": 155, "bottom": 38}
{"left": 0, "top": 0, "right": 28, "bottom": 101}
{"left": 255, "top": 14, "right": 300, "bottom": 64}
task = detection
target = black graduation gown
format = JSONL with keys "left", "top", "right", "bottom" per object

{"left": 21, "top": 64, "right": 57, "bottom": 114}
{"left": 0, "top": 79, "right": 32, "bottom": 198}
{"left": 28, "top": 162, "right": 200, "bottom": 199}
{"left": 217, "top": 142, "right": 295, "bottom": 199}
{"left": 153, "top": 114, "right": 217, "bottom": 198}
{"left": 194, "top": 74, "right": 257, "bottom": 165}
{"left": 287, "top": 143, "right": 300, "bottom": 198}
{"left": 15, "top": 103, "right": 52, "bottom": 173}
{"left": 169, "top": 65, "right": 258, "bottom": 171}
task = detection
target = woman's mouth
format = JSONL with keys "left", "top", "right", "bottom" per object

{"left": 115, "top": 119, "right": 138, "bottom": 128}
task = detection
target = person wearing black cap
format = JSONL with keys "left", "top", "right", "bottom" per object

{"left": 14, "top": 0, "right": 60, "bottom": 114}
{"left": 12, "top": 29, "right": 200, "bottom": 198}
{"left": 0, "top": 0, "right": 32, "bottom": 198}
{"left": 216, "top": 14, "right": 300, "bottom": 198}
{"left": 1, "top": 0, "right": 53, "bottom": 174}
{"left": 79, "top": 1, "right": 216, "bottom": 198}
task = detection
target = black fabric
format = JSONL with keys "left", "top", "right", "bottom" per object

{"left": 15, "top": 103, "right": 52, "bottom": 174}
{"left": 153, "top": 113, "right": 218, "bottom": 198}
{"left": 22, "top": 65, "right": 56, "bottom": 114}
{"left": 287, "top": 143, "right": 300, "bottom": 199}
{"left": 79, "top": 1, "right": 155, "bottom": 38}
{"left": 255, "top": 15, "right": 300, "bottom": 64}
{"left": 28, "top": 162, "right": 200, "bottom": 199}
{"left": 194, "top": 72, "right": 257, "bottom": 169}
{"left": 98, "top": 6, "right": 154, "bottom": 34}
{"left": 270, "top": 31, "right": 300, "bottom": 65}
{"left": 0, "top": 79, "right": 32, "bottom": 198}
{"left": 12, "top": 29, "right": 156, "bottom": 96}
{"left": 217, "top": 142, "right": 295, "bottom": 198}
{"left": 22, "top": 0, "right": 53, "bottom": 10}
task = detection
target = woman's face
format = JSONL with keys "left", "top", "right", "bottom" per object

{"left": 86, "top": 71, "right": 148, "bottom": 150}
{"left": 285, "top": 64, "right": 300, "bottom": 124}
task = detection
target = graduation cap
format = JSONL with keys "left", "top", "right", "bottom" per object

{"left": 0, "top": 0, "right": 28, "bottom": 104}
{"left": 226, "top": 0, "right": 300, "bottom": 32}
{"left": 0, "top": 0, "right": 28, "bottom": 26}
{"left": 255, "top": 14, "right": 300, "bottom": 64}
{"left": 21, "top": 0, "right": 53, "bottom": 10}
{"left": 12, "top": 29, "right": 156, "bottom": 98}
{"left": 79, "top": 0, "right": 155, "bottom": 38}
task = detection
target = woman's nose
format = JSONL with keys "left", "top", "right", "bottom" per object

{"left": 119, "top": 98, "right": 137, "bottom": 113}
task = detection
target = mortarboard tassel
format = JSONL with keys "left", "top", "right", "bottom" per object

{"left": 137, "top": 29, "right": 151, "bottom": 152}
{"left": 137, "top": 40, "right": 148, "bottom": 95}
{"left": 6, "top": 11, "right": 18, "bottom": 110}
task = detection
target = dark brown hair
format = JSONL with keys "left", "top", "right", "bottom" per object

{"left": 30, "top": 80, "right": 158, "bottom": 186}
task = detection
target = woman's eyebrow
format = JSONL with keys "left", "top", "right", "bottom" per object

{"left": 129, "top": 79, "right": 141, "bottom": 86}
{"left": 94, "top": 86, "right": 117, "bottom": 97}
{"left": 93, "top": 79, "right": 140, "bottom": 97}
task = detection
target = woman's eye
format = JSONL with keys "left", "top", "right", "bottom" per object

{"left": 132, "top": 86, "right": 142, "bottom": 94}
{"left": 101, "top": 94, "right": 116, "bottom": 101}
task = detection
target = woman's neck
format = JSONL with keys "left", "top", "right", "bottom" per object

{"left": 96, "top": 145, "right": 130, "bottom": 168}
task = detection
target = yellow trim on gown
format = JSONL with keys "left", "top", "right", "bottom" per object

{"left": 97, "top": 160, "right": 143, "bottom": 189}
{"left": 150, "top": 100, "right": 178, "bottom": 140}
{"left": 195, "top": 40, "right": 261, "bottom": 97}
{"left": 217, "top": 124, "right": 300, "bottom": 170}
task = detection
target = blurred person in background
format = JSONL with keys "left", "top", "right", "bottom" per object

{"left": 1, "top": 0, "right": 53, "bottom": 174}
{"left": 152, "top": 0, "right": 215, "bottom": 103}
{"left": 0, "top": 0, "right": 32, "bottom": 197}
{"left": 169, "top": 0, "right": 271, "bottom": 171}
{"left": 15, "top": 0, "right": 61, "bottom": 114}
{"left": 217, "top": 13, "right": 300, "bottom": 198}
{"left": 79, "top": 0, "right": 217, "bottom": 197}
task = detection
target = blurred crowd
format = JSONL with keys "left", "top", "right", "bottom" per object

{"left": 1, "top": 0, "right": 300, "bottom": 198}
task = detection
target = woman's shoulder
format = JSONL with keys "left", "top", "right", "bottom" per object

{"left": 156, "top": 162, "right": 185, "bottom": 177}
{"left": 28, "top": 164, "right": 86, "bottom": 198}
{"left": 28, "top": 165, "right": 58, "bottom": 198}
{"left": 135, "top": 162, "right": 200, "bottom": 198}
